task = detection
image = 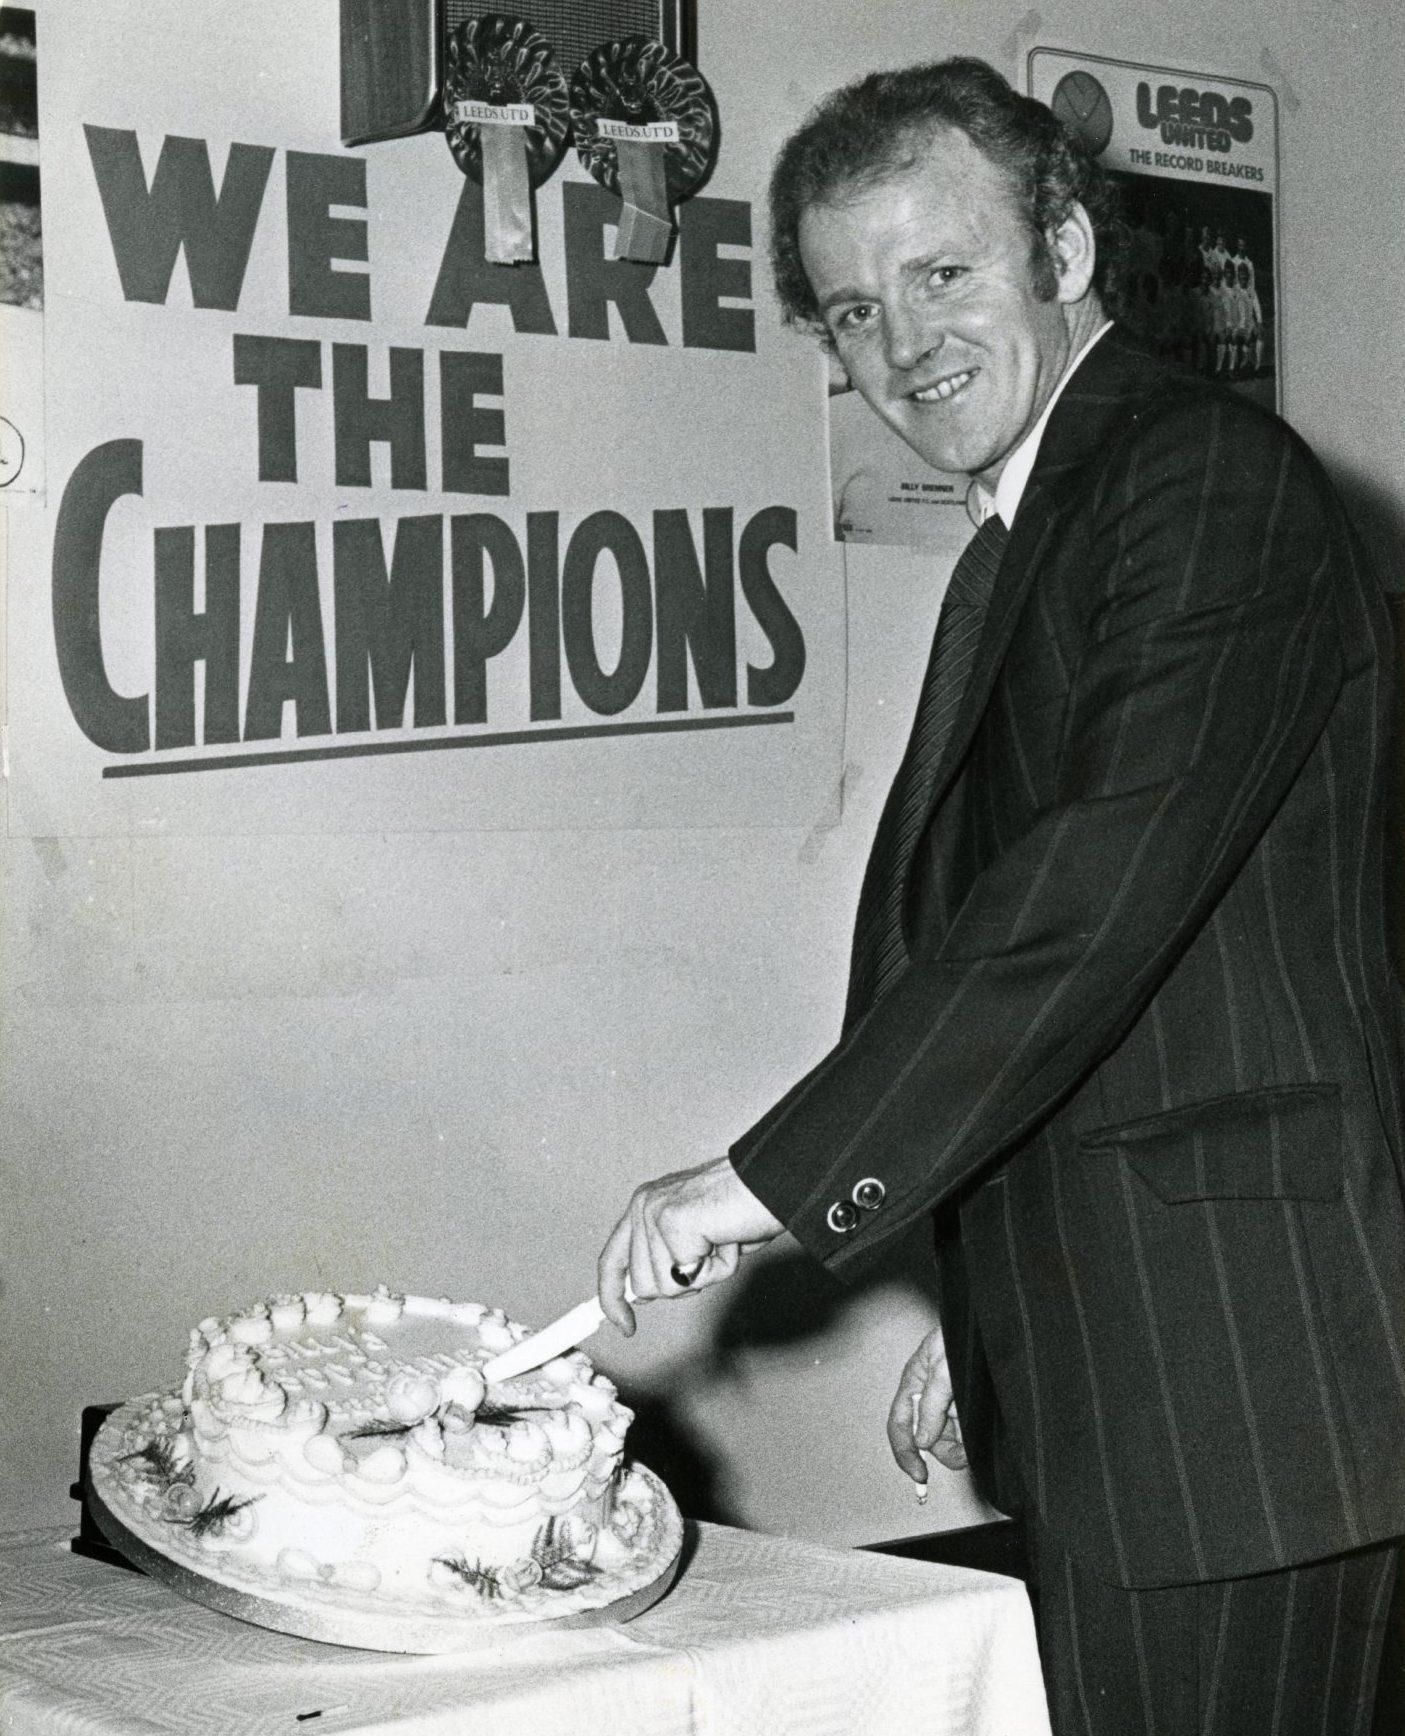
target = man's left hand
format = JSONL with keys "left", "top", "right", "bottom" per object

{"left": 597, "top": 1157, "right": 784, "bottom": 1335}
{"left": 887, "top": 1325, "right": 968, "bottom": 1490}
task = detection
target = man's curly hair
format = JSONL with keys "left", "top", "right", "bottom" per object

{"left": 770, "top": 58, "right": 1127, "bottom": 333}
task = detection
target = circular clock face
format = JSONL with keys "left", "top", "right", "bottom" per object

{"left": 0, "top": 416, "right": 24, "bottom": 488}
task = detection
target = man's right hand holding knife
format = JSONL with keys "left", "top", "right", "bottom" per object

{"left": 595, "top": 1155, "right": 785, "bottom": 1335}
{"left": 595, "top": 1154, "right": 965, "bottom": 1502}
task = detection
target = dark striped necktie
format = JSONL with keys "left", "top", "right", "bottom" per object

{"left": 846, "top": 512, "right": 1009, "bottom": 1023}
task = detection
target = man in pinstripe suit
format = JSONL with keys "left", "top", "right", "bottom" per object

{"left": 599, "top": 60, "right": 1405, "bottom": 1731}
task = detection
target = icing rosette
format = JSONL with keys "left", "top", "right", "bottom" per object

{"left": 570, "top": 37, "right": 718, "bottom": 264}
{"left": 442, "top": 14, "right": 570, "bottom": 265}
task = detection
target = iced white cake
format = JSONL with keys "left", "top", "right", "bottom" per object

{"left": 88, "top": 1286, "right": 681, "bottom": 1641}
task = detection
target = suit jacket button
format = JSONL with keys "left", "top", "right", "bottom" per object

{"left": 826, "top": 1200, "right": 860, "bottom": 1234}
{"left": 852, "top": 1178, "right": 886, "bottom": 1211}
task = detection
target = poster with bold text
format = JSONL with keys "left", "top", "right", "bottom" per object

{"left": 4, "top": 1, "right": 844, "bottom": 835}
{"left": 1028, "top": 48, "right": 1281, "bottom": 415}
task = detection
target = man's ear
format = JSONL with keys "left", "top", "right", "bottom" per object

{"left": 1048, "top": 200, "right": 1097, "bottom": 304}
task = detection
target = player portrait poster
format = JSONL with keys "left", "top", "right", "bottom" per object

{"left": 1028, "top": 48, "right": 1281, "bottom": 415}
{"left": 827, "top": 354, "right": 973, "bottom": 556}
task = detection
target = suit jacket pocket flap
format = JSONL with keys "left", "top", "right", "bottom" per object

{"left": 1080, "top": 1084, "right": 1342, "bottom": 1203}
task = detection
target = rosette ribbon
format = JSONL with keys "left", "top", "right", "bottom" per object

{"left": 443, "top": 15, "right": 570, "bottom": 265}
{"left": 571, "top": 38, "right": 718, "bottom": 265}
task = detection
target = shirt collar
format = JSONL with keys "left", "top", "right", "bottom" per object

{"left": 971, "top": 321, "right": 1113, "bottom": 529}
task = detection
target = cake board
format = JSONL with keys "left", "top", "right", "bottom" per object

{"left": 86, "top": 1404, "right": 684, "bottom": 1655}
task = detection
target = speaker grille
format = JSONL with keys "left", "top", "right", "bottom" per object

{"left": 443, "top": 0, "right": 688, "bottom": 82}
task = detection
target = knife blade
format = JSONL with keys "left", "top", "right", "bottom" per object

{"left": 481, "top": 1293, "right": 613, "bottom": 1383}
{"left": 482, "top": 1261, "right": 702, "bottom": 1384}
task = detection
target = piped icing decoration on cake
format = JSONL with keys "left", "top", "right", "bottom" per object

{"left": 432, "top": 1508, "right": 604, "bottom": 1602}
{"left": 91, "top": 1286, "right": 670, "bottom": 1621}
{"left": 569, "top": 37, "right": 717, "bottom": 262}
{"left": 443, "top": 14, "right": 570, "bottom": 264}
{"left": 387, "top": 1370, "right": 443, "bottom": 1424}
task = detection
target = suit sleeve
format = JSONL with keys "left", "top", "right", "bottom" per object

{"left": 731, "top": 391, "right": 1350, "bottom": 1273}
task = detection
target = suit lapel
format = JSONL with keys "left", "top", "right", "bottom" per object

{"left": 915, "top": 330, "right": 1168, "bottom": 827}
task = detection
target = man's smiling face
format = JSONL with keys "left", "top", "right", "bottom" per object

{"left": 799, "top": 125, "right": 1098, "bottom": 490}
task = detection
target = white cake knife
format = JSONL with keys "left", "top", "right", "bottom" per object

{"left": 482, "top": 1260, "right": 703, "bottom": 1383}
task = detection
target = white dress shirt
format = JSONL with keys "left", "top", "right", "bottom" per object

{"left": 971, "top": 320, "right": 1113, "bottom": 528}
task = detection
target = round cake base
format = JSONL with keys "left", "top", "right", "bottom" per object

{"left": 87, "top": 1407, "right": 684, "bottom": 1654}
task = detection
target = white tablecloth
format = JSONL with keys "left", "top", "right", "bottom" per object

{"left": 0, "top": 1525, "right": 1051, "bottom": 1736}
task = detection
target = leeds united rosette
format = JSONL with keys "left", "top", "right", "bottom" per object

{"left": 443, "top": 15, "right": 570, "bottom": 265}
{"left": 570, "top": 38, "right": 718, "bottom": 264}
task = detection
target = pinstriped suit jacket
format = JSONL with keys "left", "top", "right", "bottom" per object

{"left": 732, "top": 329, "right": 1405, "bottom": 1589}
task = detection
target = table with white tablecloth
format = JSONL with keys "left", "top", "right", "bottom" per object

{"left": 0, "top": 1523, "right": 1051, "bottom": 1736}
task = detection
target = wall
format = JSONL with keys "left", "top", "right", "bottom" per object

{"left": 3, "top": 0, "right": 1402, "bottom": 1552}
